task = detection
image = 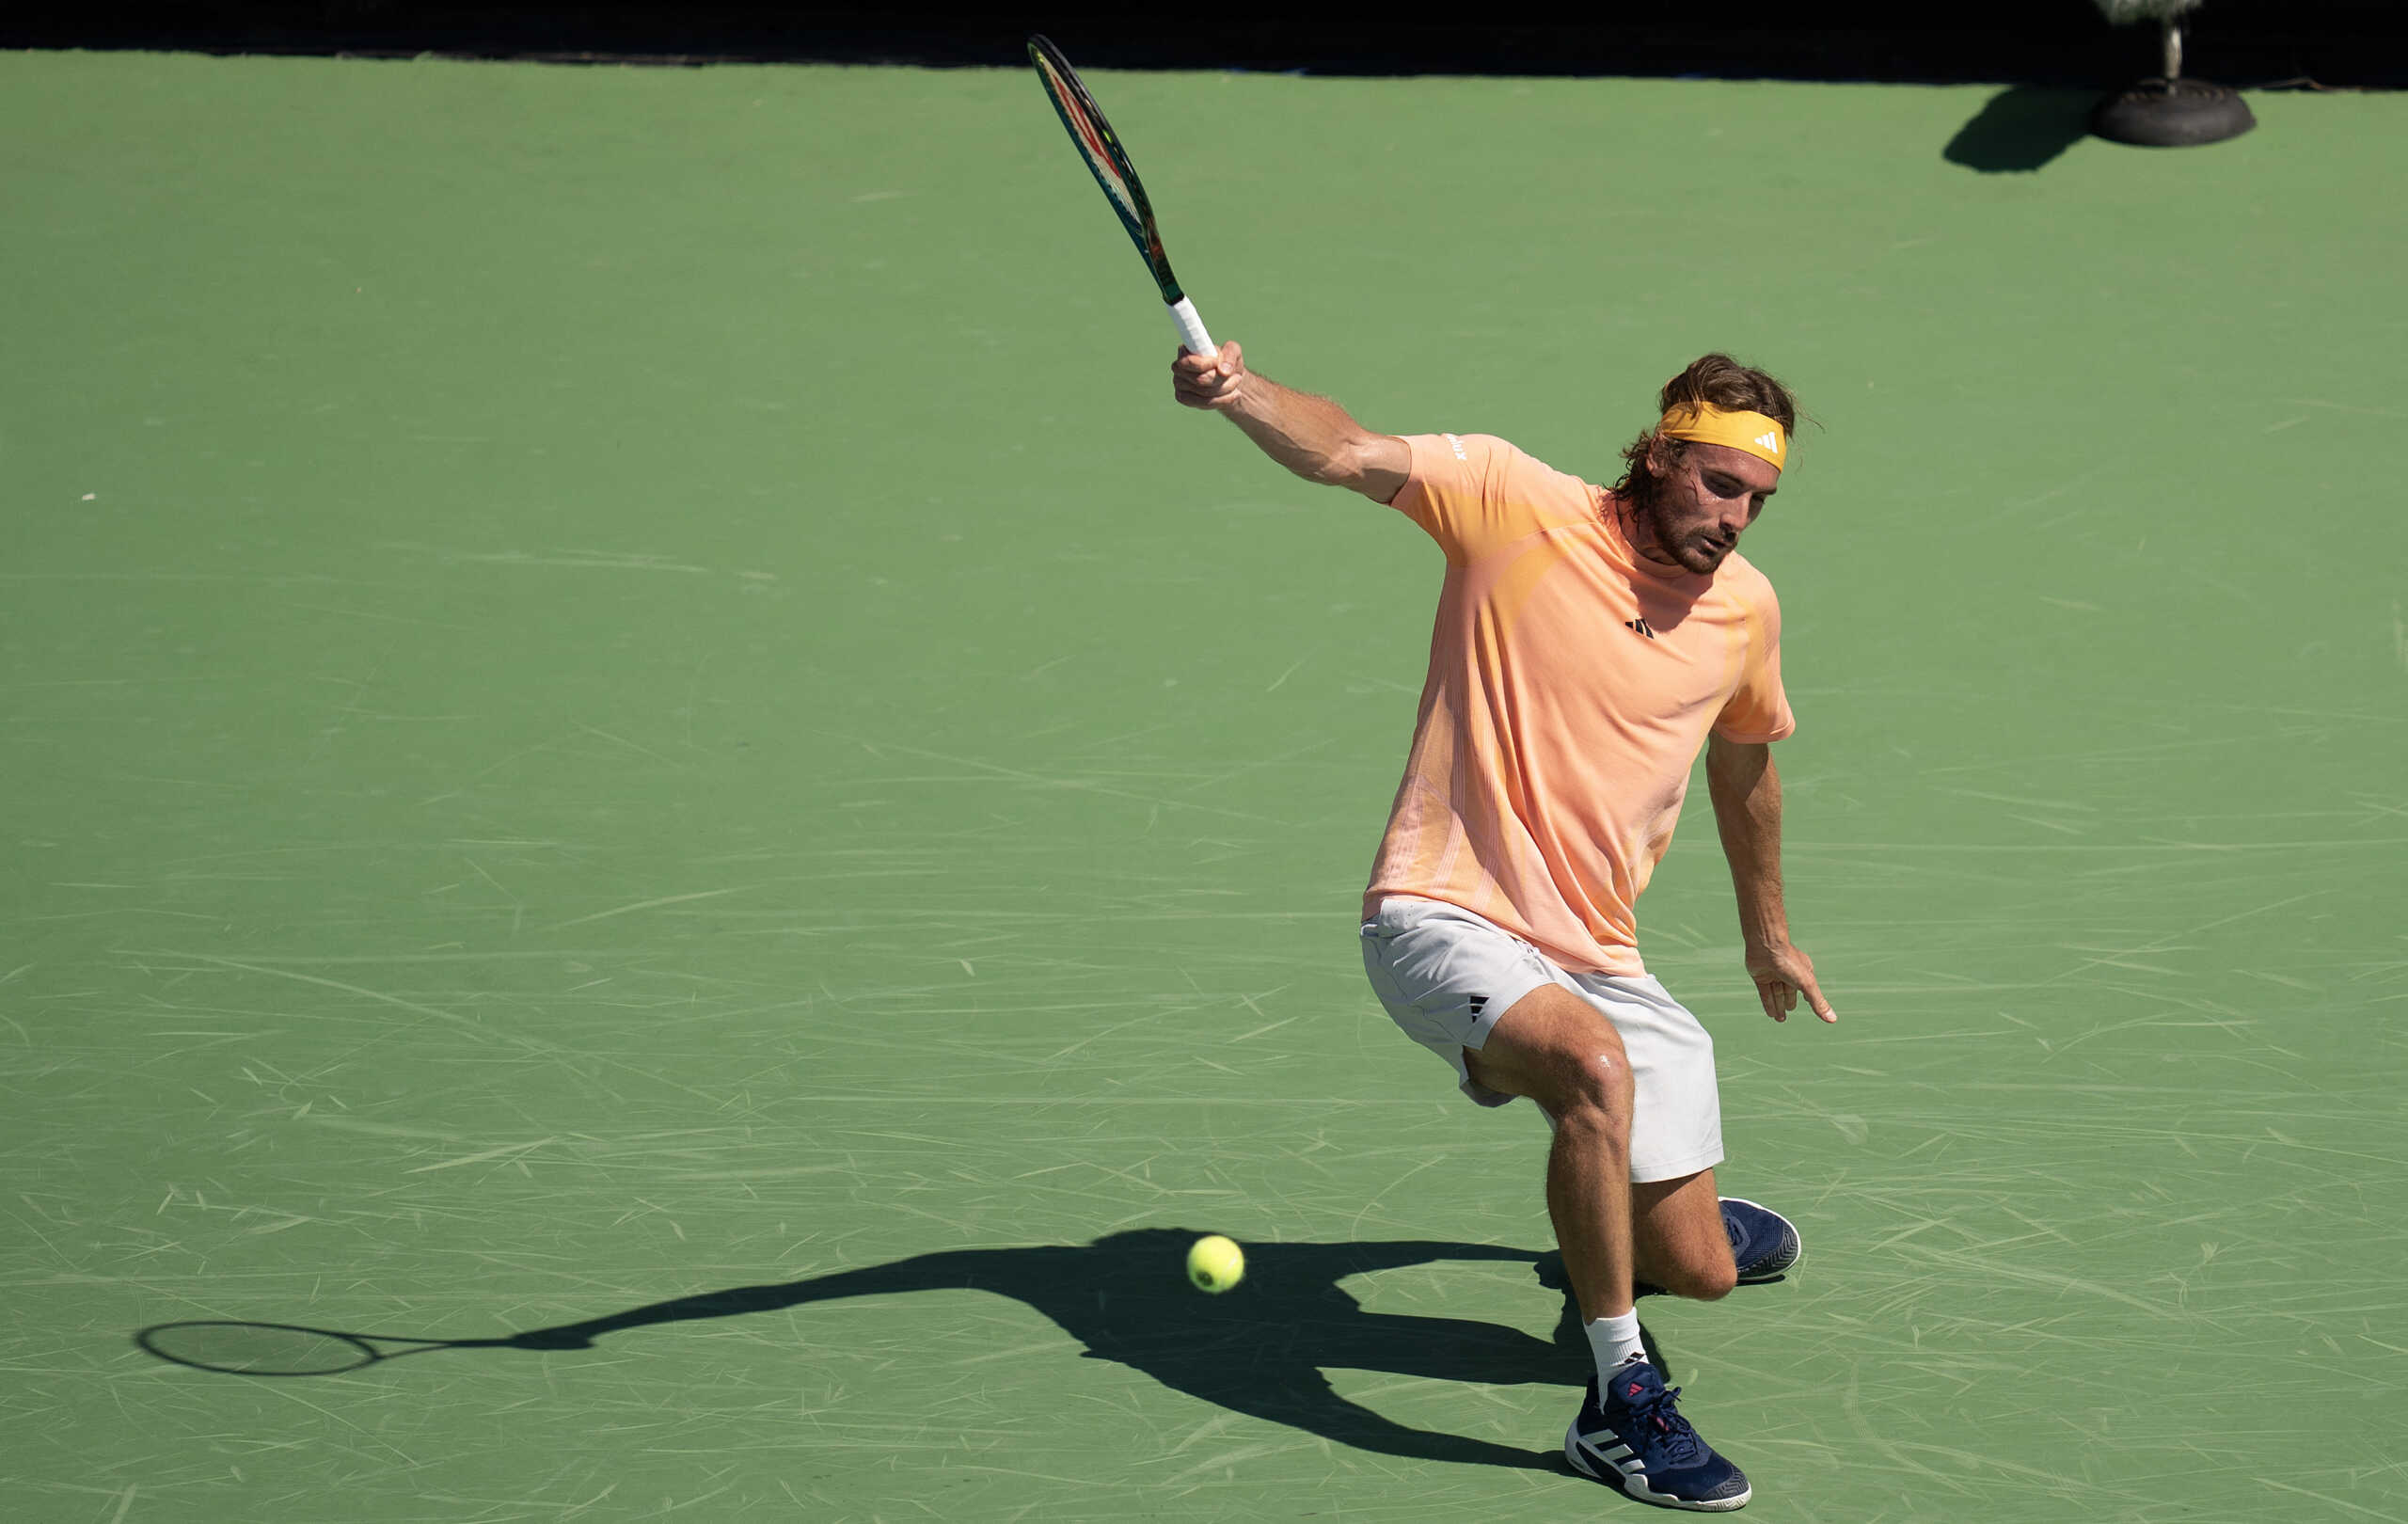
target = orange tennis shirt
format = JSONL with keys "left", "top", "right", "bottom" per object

{"left": 1364, "top": 433, "right": 1795, "bottom": 977}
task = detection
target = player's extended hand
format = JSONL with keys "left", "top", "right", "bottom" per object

{"left": 1745, "top": 939, "right": 1836, "bottom": 1024}
{"left": 1172, "top": 340, "right": 1246, "bottom": 410}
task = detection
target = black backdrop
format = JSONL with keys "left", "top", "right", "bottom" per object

{"left": 5, "top": 2, "right": 2404, "bottom": 87}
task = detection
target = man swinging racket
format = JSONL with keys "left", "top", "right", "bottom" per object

{"left": 1174, "top": 341, "right": 1837, "bottom": 1512}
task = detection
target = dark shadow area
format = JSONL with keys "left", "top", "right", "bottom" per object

{"left": 141, "top": 1230, "right": 1655, "bottom": 1473}
{"left": 8, "top": 2, "right": 2408, "bottom": 87}
{"left": 1944, "top": 85, "right": 2099, "bottom": 172}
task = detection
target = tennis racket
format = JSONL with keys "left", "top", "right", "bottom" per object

{"left": 1026, "top": 34, "right": 1216, "bottom": 357}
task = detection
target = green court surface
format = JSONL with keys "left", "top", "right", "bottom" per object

{"left": 6, "top": 48, "right": 2406, "bottom": 1523}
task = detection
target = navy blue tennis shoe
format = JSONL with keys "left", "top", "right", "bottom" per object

{"left": 1565, "top": 1358, "right": 1751, "bottom": 1511}
{"left": 1720, "top": 1198, "right": 1801, "bottom": 1284}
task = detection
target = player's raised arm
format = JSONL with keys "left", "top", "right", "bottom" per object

{"left": 1172, "top": 341, "right": 1410, "bottom": 503}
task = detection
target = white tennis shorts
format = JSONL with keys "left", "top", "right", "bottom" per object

{"left": 1360, "top": 895, "right": 1725, "bottom": 1183}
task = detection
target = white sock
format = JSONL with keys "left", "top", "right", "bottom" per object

{"left": 1583, "top": 1310, "right": 1645, "bottom": 1387}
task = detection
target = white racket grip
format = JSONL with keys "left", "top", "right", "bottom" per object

{"left": 1166, "top": 296, "right": 1215, "bottom": 357}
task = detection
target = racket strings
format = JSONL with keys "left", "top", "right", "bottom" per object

{"left": 1034, "top": 54, "right": 1145, "bottom": 222}
{"left": 1028, "top": 35, "right": 1188, "bottom": 308}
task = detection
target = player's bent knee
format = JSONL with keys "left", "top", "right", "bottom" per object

{"left": 1471, "top": 985, "right": 1631, "bottom": 1116}
{"left": 1561, "top": 1048, "right": 1634, "bottom": 1118}
{"left": 1643, "top": 1230, "right": 1737, "bottom": 1301}
{"left": 1509, "top": 1035, "right": 1630, "bottom": 1131}
{"left": 1547, "top": 1082, "right": 1633, "bottom": 1158}
{"left": 1666, "top": 1258, "right": 1737, "bottom": 1302}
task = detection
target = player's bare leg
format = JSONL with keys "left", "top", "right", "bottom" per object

{"left": 1460, "top": 985, "right": 1638, "bottom": 1326}
{"left": 1468, "top": 985, "right": 1751, "bottom": 1509}
{"left": 1635, "top": 1168, "right": 1803, "bottom": 1299}
{"left": 1632, "top": 1170, "right": 1738, "bottom": 1300}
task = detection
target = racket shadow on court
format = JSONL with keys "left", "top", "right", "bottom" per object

{"left": 137, "top": 1230, "right": 1670, "bottom": 1474}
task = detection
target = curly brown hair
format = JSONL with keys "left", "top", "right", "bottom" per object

{"left": 1610, "top": 354, "right": 1802, "bottom": 512}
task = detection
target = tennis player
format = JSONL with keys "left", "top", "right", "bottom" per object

{"left": 1174, "top": 342, "right": 1833, "bottom": 1510}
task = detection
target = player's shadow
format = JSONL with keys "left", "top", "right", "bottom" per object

{"left": 506, "top": 1229, "right": 1589, "bottom": 1472}
{"left": 1944, "top": 85, "right": 2096, "bottom": 173}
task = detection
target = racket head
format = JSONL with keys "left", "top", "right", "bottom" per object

{"left": 139, "top": 1320, "right": 386, "bottom": 1376}
{"left": 1027, "top": 34, "right": 1186, "bottom": 305}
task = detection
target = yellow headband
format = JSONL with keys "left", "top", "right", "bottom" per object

{"left": 1658, "top": 404, "right": 1787, "bottom": 470}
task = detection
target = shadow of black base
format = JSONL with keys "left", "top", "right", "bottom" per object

{"left": 1944, "top": 85, "right": 2099, "bottom": 172}
{"left": 140, "top": 1230, "right": 1699, "bottom": 1473}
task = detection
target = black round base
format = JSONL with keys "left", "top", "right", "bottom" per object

{"left": 2092, "top": 78, "right": 2257, "bottom": 148}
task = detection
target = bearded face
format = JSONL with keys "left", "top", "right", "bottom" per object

{"left": 1627, "top": 439, "right": 1781, "bottom": 576}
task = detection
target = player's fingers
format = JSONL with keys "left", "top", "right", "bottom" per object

{"left": 1796, "top": 971, "right": 1838, "bottom": 1024}
{"left": 1758, "top": 980, "right": 1786, "bottom": 1024}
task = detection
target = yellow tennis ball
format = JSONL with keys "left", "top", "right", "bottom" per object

{"left": 1187, "top": 1234, "right": 1245, "bottom": 1294}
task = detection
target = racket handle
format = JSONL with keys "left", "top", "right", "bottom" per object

{"left": 1166, "top": 296, "right": 1215, "bottom": 358}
